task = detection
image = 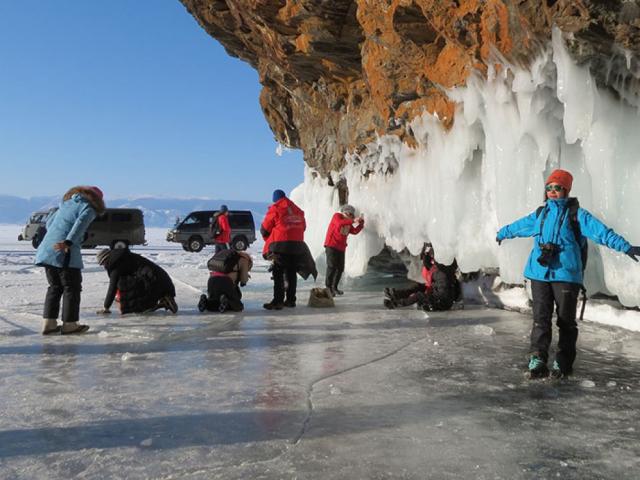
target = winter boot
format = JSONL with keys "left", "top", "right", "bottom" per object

{"left": 42, "top": 318, "right": 60, "bottom": 335}
{"left": 550, "top": 360, "right": 572, "bottom": 379}
{"left": 383, "top": 298, "right": 397, "bottom": 309}
{"left": 284, "top": 298, "right": 296, "bottom": 308}
{"left": 218, "top": 294, "right": 229, "bottom": 313}
{"left": 383, "top": 287, "right": 396, "bottom": 300}
{"left": 526, "top": 355, "right": 549, "bottom": 379}
{"left": 197, "top": 294, "right": 208, "bottom": 313}
{"left": 333, "top": 288, "right": 344, "bottom": 296}
{"left": 263, "top": 301, "right": 284, "bottom": 310}
{"left": 61, "top": 322, "right": 90, "bottom": 335}
{"left": 162, "top": 296, "right": 178, "bottom": 314}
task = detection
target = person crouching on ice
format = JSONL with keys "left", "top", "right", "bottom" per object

{"left": 496, "top": 168, "right": 640, "bottom": 380}
{"left": 35, "top": 186, "right": 106, "bottom": 335}
{"left": 96, "top": 248, "right": 178, "bottom": 315}
{"left": 198, "top": 249, "right": 253, "bottom": 313}
{"left": 384, "top": 244, "right": 461, "bottom": 311}
{"left": 323, "top": 204, "right": 364, "bottom": 296}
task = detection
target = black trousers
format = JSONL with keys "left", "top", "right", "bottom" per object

{"left": 44, "top": 266, "right": 82, "bottom": 323}
{"left": 214, "top": 242, "right": 229, "bottom": 254}
{"left": 272, "top": 254, "right": 297, "bottom": 303}
{"left": 530, "top": 280, "right": 581, "bottom": 369}
{"left": 325, "top": 247, "right": 345, "bottom": 291}
{"left": 206, "top": 276, "right": 243, "bottom": 312}
{"left": 392, "top": 283, "right": 424, "bottom": 306}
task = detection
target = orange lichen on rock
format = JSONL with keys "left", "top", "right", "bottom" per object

{"left": 180, "top": 0, "right": 640, "bottom": 175}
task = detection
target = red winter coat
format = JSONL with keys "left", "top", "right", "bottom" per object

{"left": 261, "top": 197, "right": 306, "bottom": 255}
{"left": 324, "top": 213, "right": 364, "bottom": 252}
{"left": 214, "top": 213, "right": 231, "bottom": 243}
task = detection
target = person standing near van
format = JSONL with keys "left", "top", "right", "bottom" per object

{"left": 211, "top": 204, "right": 231, "bottom": 253}
{"left": 35, "top": 186, "right": 106, "bottom": 335}
{"left": 261, "top": 189, "right": 316, "bottom": 309}
{"left": 496, "top": 169, "right": 640, "bottom": 379}
{"left": 324, "top": 204, "right": 364, "bottom": 296}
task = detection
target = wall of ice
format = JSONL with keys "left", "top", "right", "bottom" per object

{"left": 291, "top": 29, "right": 640, "bottom": 307}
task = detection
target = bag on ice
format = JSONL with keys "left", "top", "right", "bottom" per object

{"left": 307, "top": 287, "right": 335, "bottom": 308}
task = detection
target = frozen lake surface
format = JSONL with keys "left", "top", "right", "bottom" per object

{"left": 1, "top": 226, "right": 639, "bottom": 479}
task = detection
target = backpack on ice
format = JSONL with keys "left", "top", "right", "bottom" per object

{"left": 207, "top": 249, "right": 239, "bottom": 273}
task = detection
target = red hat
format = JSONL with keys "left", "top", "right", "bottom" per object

{"left": 89, "top": 186, "right": 104, "bottom": 199}
{"left": 545, "top": 169, "right": 573, "bottom": 193}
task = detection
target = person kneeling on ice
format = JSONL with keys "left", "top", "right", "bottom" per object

{"left": 35, "top": 186, "right": 106, "bottom": 335}
{"left": 324, "top": 204, "right": 364, "bottom": 296}
{"left": 496, "top": 168, "right": 640, "bottom": 380}
{"left": 384, "top": 244, "right": 461, "bottom": 312}
{"left": 198, "top": 249, "right": 253, "bottom": 313}
{"left": 96, "top": 248, "right": 178, "bottom": 315}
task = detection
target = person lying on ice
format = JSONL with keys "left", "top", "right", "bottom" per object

{"left": 96, "top": 248, "right": 178, "bottom": 315}
{"left": 198, "top": 249, "right": 253, "bottom": 313}
{"left": 384, "top": 243, "right": 461, "bottom": 311}
{"left": 496, "top": 168, "right": 640, "bottom": 380}
{"left": 323, "top": 204, "right": 364, "bottom": 296}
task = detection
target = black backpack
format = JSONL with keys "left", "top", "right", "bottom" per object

{"left": 207, "top": 249, "right": 239, "bottom": 273}
{"left": 535, "top": 197, "right": 588, "bottom": 318}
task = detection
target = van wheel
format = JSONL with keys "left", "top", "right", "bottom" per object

{"left": 32, "top": 236, "right": 41, "bottom": 249}
{"left": 111, "top": 240, "right": 129, "bottom": 249}
{"left": 182, "top": 244, "right": 190, "bottom": 252}
{"left": 232, "top": 236, "right": 248, "bottom": 251}
{"left": 188, "top": 236, "right": 204, "bottom": 252}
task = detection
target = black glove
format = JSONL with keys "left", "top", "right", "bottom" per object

{"left": 626, "top": 246, "right": 640, "bottom": 262}
{"left": 496, "top": 236, "right": 502, "bottom": 246}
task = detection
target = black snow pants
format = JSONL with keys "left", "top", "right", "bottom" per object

{"left": 392, "top": 283, "right": 425, "bottom": 307}
{"left": 530, "top": 280, "right": 581, "bottom": 371}
{"left": 43, "top": 266, "right": 82, "bottom": 323}
{"left": 272, "top": 254, "right": 298, "bottom": 304}
{"left": 325, "top": 247, "right": 345, "bottom": 292}
{"left": 206, "top": 276, "right": 244, "bottom": 312}
{"left": 214, "top": 242, "right": 229, "bottom": 254}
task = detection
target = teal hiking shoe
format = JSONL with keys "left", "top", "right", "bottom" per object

{"left": 526, "top": 355, "right": 549, "bottom": 379}
{"left": 550, "top": 360, "right": 572, "bottom": 379}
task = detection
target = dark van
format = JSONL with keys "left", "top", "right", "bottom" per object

{"left": 20, "top": 208, "right": 146, "bottom": 249}
{"left": 166, "top": 210, "right": 256, "bottom": 252}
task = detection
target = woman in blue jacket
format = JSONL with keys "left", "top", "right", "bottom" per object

{"left": 496, "top": 169, "right": 639, "bottom": 379}
{"left": 35, "top": 186, "right": 105, "bottom": 335}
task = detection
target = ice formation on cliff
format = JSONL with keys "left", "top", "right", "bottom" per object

{"left": 291, "top": 29, "right": 640, "bottom": 307}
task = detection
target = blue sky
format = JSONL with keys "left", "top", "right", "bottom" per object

{"left": 0, "top": 0, "right": 304, "bottom": 202}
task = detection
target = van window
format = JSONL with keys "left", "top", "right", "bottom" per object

{"left": 182, "top": 212, "right": 210, "bottom": 226}
{"left": 112, "top": 212, "right": 132, "bottom": 222}
{"left": 229, "top": 213, "right": 254, "bottom": 229}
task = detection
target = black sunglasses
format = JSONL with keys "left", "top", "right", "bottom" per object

{"left": 545, "top": 185, "right": 564, "bottom": 192}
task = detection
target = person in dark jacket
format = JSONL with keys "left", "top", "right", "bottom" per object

{"left": 35, "top": 186, "right": 106, "bottom": 335}
{"left": 324, "top": 204, "right": 364, "bottom": 296}
{"left": 384, "top": 244, "right": 461, "bottom": 311}
{"left": 211, "top": 204, "right": 231, "bottom": 253}
{"left": 96, "top": 248, "right": 178, "bottom": 314}
{"left": 198, "top": 251, "right": 253, "bottom": 313}
{"left": 261, "top": 189, "right": 317, "bottom": 310}
{"left": 497, "top": 169, "right": 640, "bottom": 379}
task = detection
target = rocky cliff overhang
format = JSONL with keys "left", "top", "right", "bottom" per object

{"left": 180, "top": 0, "right": 640, "bottom": 176}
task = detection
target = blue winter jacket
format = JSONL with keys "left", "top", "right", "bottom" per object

{"left": 496, "top": 198, "right": 631, "bottom": 284}
{"left": 34, "top": 193, "right": 97, "bottom": 269}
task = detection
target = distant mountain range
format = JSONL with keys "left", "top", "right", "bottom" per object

{"left": 0, "top": 195, "right": 269, "bottom": 227}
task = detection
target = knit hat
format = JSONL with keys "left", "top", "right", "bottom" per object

{"left": 272, "top": 189, "right": 286, "bottom": 202}
{"left": 96, "top": 248, "right": 111, "bottom": 266}
{"left": 545, "top": 169, "right": 573, "bottom": 193}
{"left": 340, "top": 204, "right": 356, "bottom": 217}
{"left": 89, "top": 186, "right": 104, "bottom": 199}
{"left": 219, "top": 204, "right": 228, "bottom": 213}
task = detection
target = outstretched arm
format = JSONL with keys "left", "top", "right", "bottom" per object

{"left": 578, "top": 209, "right": 632, "bottom": 253}
{"left": 496, "top": 211, "right": 538, "bottom": 243}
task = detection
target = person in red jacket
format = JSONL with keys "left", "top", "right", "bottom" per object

{"left": 211, "top": 204, "right": 231, "bottom": 253}
{"left": 261, "top": 189, "right": 311, "bottom": 309}
{"left": 324, "top": 204, "right": 364, "bottom": 296}
{"left": 384, "top": 244, "right": 461, "bottom": 311}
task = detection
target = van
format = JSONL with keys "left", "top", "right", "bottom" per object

{"left": 166, "top": 210, "right": 256, "bottom": 252}
{"left": 20, "top": 208, "right": 146, "bottom": 249}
